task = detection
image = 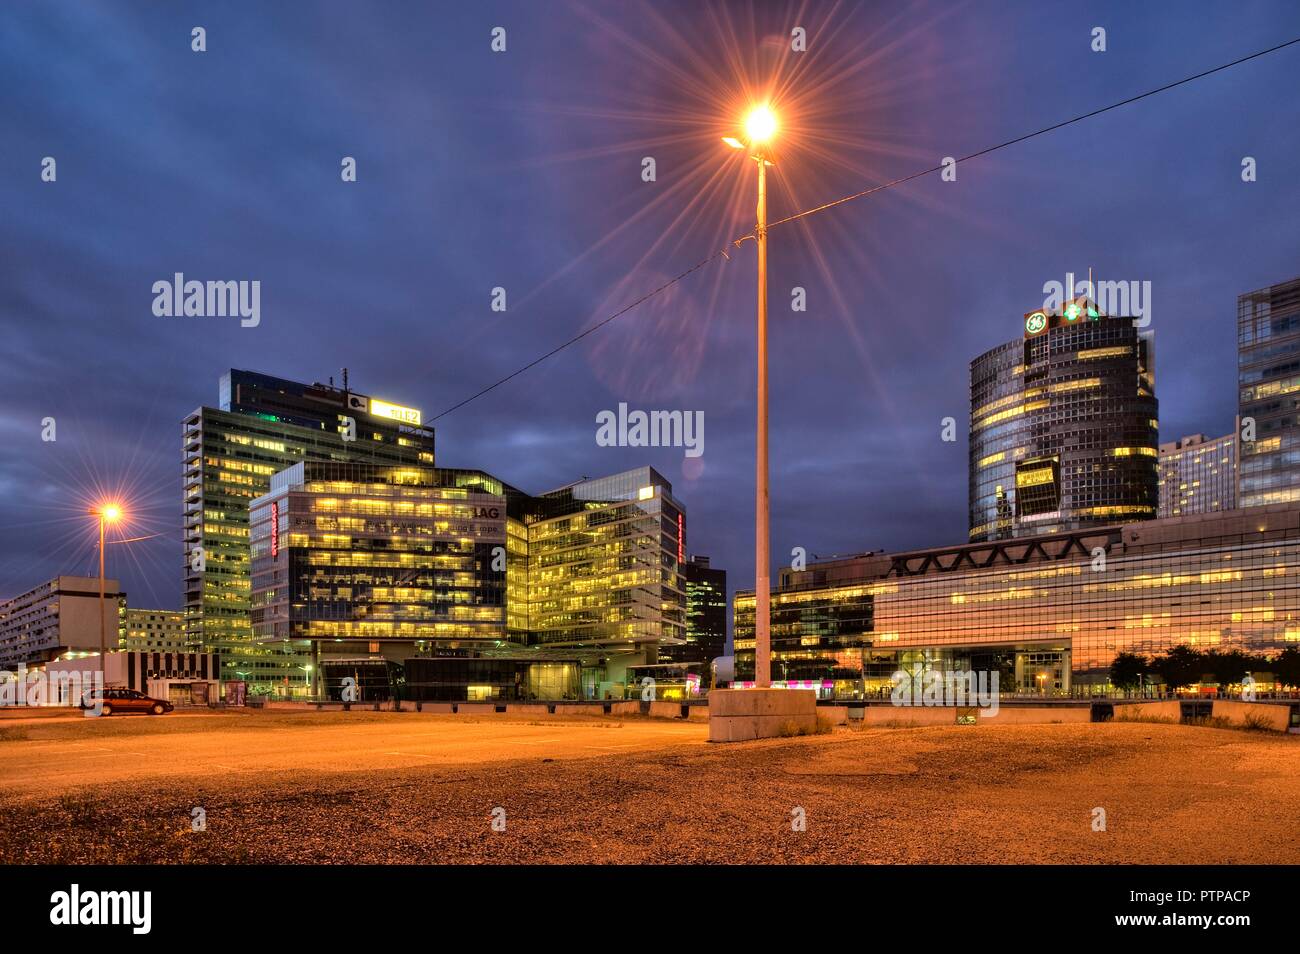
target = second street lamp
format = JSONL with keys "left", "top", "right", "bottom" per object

{"left": 724, "top": 103, "right": 778, "bottom": 688}
{"left": 90, "top": 503, "right": 122, "bottom": 656}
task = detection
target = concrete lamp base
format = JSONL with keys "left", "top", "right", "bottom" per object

{"left": 708, "top": 687, "right": 818, "bottom": 743}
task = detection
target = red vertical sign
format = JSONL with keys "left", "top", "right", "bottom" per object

{"left": 271, "top": 501, "right": 279, "bottom": 558}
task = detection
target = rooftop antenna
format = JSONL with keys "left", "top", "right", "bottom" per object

{"left": 341, "top": 367, "right": 349, "bottom": 392}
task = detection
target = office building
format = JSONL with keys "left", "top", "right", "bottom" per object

{"left": 516, "top": 468, "right": 687, "bottom": 661}
{"left": 249, "top": 461, "right": 509, "bottom": 672}
{"left": 1158, "top": 431, "right": 1238, "bottom": 518}
{"left": 1238, "top": 275, "right": 1300, "bottom": 507}
{"left": 123, "top": 608, "right": 187, "bottom": 653}
{"left": 248, "top": 462, "right": 687, "bottom": 700}
{"left": 182, "top": 369, "right": 435, "bottom": 694}
{"left": 665, "top": 554, "right": 726, "bottom": 665}
{"left": 736, "top": 507, "right": 1300, "bottom": 694}
{"left": 970, "top": 301, "right": 1158, "bottom": 542}
{"left": 0, "top": 576, "right": 125, "bottom": 668}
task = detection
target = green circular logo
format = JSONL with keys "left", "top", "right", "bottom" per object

{"left": 1025, "top": 311, "right": 1047, "bottom": 334}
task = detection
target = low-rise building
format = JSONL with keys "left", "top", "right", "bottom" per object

{"left": 0, "top": 576, "right": 125, "bottom": 668}
{"left": 124, "top": 608, "right": 188, "bottom": 653}
{"left": 736, "top": 507, "right": 1300, "bottom": 695}
{"left": 45, "top": 651, "right": 221, "bottom": 706}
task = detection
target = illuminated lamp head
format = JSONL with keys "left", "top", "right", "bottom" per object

{"left": 744, "top": 104, "right": 778, "bottom": 145}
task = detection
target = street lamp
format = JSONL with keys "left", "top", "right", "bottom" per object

{"left": 89, "top": 503, "right": 122, "bottom": 656}
{"left": 724, "top": 103, "right": 778, "bottom": 688}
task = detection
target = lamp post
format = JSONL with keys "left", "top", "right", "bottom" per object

{"left": 90, "top": 503, "right": 122, "bottom": 656}
{"left": 724, "top": 104, "right": 778, "bottom": 688}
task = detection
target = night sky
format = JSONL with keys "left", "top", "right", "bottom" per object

{"left": 3, "top": 1, "right": 1299, "bottom": 640}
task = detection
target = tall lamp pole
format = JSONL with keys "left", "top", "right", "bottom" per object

{"left": 725, "top": 104, "right": 779, "bottom": 688}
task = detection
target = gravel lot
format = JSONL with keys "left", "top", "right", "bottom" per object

{"left": 1, "top": 710, "right": 1296, "bottom": 864}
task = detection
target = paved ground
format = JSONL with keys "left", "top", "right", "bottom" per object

{"left": 0, "top": 709, "right": 702, "bottom": 795}
{"left": 1, "top": 710, "right": 1297, "bottom": 863}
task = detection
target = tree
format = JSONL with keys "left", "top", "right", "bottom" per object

{"left": 1203, "top": 649, "right": 1259, "bottom": 691}
{"left": 1109, "top": 652, "right": 1147, "bottom": 691}
{"left": 1270, "top": 647, "right": 1300, "bottom": 690}
{"left": 1149, "top": 645, "right": 1204, "bottom": 692}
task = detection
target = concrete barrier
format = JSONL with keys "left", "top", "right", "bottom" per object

{"left": 421, "top": 703, "right": 455, "bottom": 713}
{"left": 861, "top": 705, "right": 956, "bottom": 727}
{"left": 506, "top": 704, "right": 551, "bottom": 717}
{"left": 859, "top": 704, "right": 1090, "bottom": 726}
{"left": 818, "top": 705, "right": 849, "bottom": 726}
{"left": 607, "top": 701, "right": 640, "bottom": 717}
{"left": 648, "top": 700, "right": 684, "bottom": 720}
{"left": 1113, "top": 700, "right": 1181, "bottom": 723}
{"left": 454, "top": 703, "right": 498, "bottom": 716}
{"left": 709, "top": 688, "right": 817, "bottom": 742}
{"left": 686, "top": 706, "right": 710, "bottom": 722}
{"left": 1212, "top": 700, "right": 1293, "bottom": 732}
{"left": 554, "top": 704, "right": 597, "bottom": 717}
{"left": 986, "top": 706, "right": 1091, "bottom": 724}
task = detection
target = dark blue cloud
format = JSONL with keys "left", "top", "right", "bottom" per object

{"left": 2, "top": 0, "right": 1298, "bottom": 645}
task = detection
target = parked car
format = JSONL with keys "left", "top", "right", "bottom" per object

{"left": 80, "top": 688, "right": 174, "bottom": 716}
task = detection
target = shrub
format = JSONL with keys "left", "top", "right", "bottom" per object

{"left": 1113, "top": 712, "right": 1176, "bottom": 725}
{"left": 1242, "top": 712, "right": 1275, "bottom": 732}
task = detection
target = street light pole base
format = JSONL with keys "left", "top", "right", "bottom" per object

{"left": 708, "top": 687, "right": 817, "bottom": 743}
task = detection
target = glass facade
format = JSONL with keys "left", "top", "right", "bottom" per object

{"left": 515, "top": 467, "right": 687, "bottom": 655}
{"left": 182, "top": 370, "right": 436, "bottom": 694}
{"left": 319, "top": 657, "right": 406, "bottom": 702}
{"left": 1238, "top": 276, "right": 1300, "bottom": 507}
{"left": 245, "top": 461, "right": 687, "bottom": 699}
{"left": 402, "top": 657, "right": 581, "bottom": 702}
{"left": 970, "top": 305, "right": 1158, "bottom": 541}
{"left": 667, "top": 554, "right": 726, "bottom": 664}
{"left": 1157, "top": 431, "right": 1238, "bottom": 517}
{"left": 249, "top": 462, "right": 508, "bottom": 650}
{"left": 736, "top": 508, "right": 1300, "bottom": 694}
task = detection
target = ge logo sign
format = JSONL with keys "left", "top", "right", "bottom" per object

{"left": 1025, "top": 311, "right": 1047, "bottom": 334}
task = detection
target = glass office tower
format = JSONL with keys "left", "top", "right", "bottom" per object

{"left": 248, "top": 462, "right": 508, "bottom": 684}
{"left": 970, "top": 303, "right": 1158, "bottom": 542}
{"left": 1239, "top": 276, "right": 1300, "bottom": 507}
{"left": 515, "top": 468, "right": 687, "bottom": 670}
{"left": 246, "top": 461, "right": 689, "bottom": 701}
{"left": 182, "top": 369, "right": 435, "bottom": 694}
{"left": 665, "top": 554, "right": 726, "bottom": 665}
{"left": 1157, "top": 431, "right": 1238, "bottom": 517}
